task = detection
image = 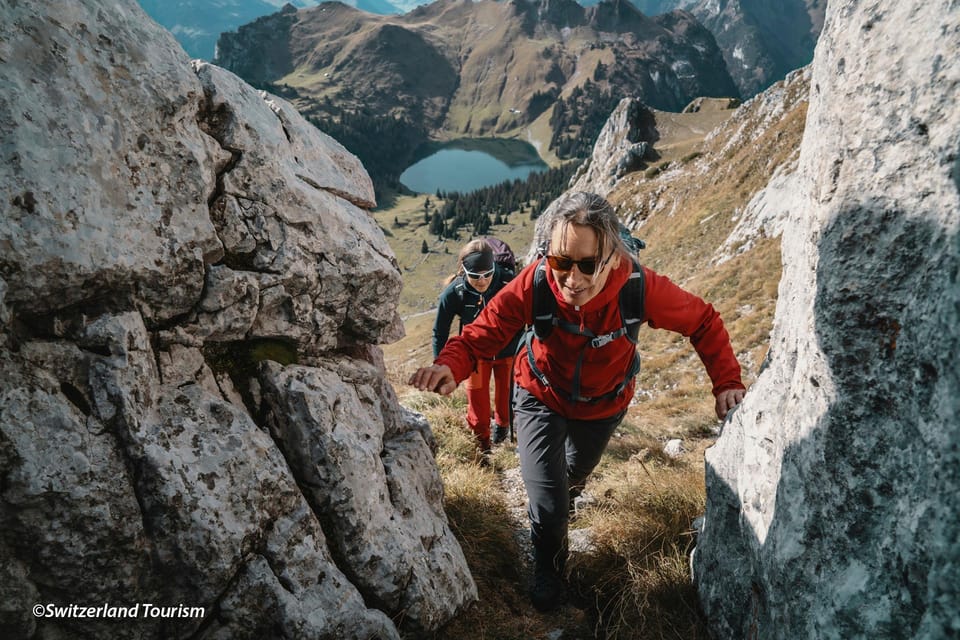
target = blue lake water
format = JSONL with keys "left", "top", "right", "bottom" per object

{"left": 400, "top": 147, "right": 548, "bottom": 194}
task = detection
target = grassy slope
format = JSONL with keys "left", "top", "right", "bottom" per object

{"left": 378, "top": 72, "right": 809, "bottom": 638}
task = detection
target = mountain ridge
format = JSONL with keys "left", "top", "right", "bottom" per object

{"left": 215, "top": 0, "right": 738, "bottom": 144}
{"left": 140, "top": 0, "right": 823, "bottom": 98}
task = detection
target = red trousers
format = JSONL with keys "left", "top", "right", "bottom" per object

{"left": 464, "top": 357, "right": 515, "bottom": 440}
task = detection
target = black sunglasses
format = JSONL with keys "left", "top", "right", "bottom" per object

{"left": 545, "top": 249, "right": 615, "bottom": 276}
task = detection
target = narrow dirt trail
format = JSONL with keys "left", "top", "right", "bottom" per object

{"left": 496, "top": 461, "right": 598, "bottom": 639}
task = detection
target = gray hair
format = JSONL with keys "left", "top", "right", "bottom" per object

{"left": 525, "top": 191, "right": 629, "bottom": 263}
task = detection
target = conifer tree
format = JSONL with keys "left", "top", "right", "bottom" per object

{"left": 429, "top": 211, "right": 444, "bottom": 237}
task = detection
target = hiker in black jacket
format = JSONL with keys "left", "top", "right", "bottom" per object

{"left": 433, "top": 239, "right": 520, "bottom": 452}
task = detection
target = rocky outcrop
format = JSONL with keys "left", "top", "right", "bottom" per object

{"left": 589, "top": 0, "right": 826, "bottom": 98}
{"left": 0, "top": 1, "right": 475, "bottom": 638}
{"left": 569, "top": 89, "right": 752, "bottom": 199}
{"left": 207, "top": 3, "right": 302, "bottom": 87}
{"left": 693, "top": 1, "right": 960, "bottom": 638}
{"left": 569, "top": 98, "right": 658, "bottom": 196}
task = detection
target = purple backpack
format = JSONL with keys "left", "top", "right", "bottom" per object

{"left": 484, "top": 236, "right": 517, "bottom": 273}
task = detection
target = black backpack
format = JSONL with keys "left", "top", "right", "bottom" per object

{"left": 524, "top": 257, "right": 646, "bottom": 403}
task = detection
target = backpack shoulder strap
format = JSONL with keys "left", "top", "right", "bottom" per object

{"left": 525, "top": 259, "right": 646, "bottom": 404}
{"left": 454, "top": 275, "right": 467, "bottom": 305}
{"left": 531, "top": 258, "right": 556, "bottom": 340}
{"left": 618, "top": 260, "right": 646, "bottom": 343}
{"left": 453, "top": 275, "right": 483, "bottom": 330}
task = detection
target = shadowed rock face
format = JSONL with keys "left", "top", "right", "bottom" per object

{"left": 0, "top": 1, "right": 475, "bottom": 637}
{"left": 693, "top": 1, "right": 960, "bottom": 638}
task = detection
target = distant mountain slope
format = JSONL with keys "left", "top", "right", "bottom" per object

{"left": 136, "top": 0, "right": 400, "bottom": 60}
{"left": 214, "top": 0, "right": 738, "bottom": 137}
{"left": 684, "top": 0, "right": 824, "bottom": 97}
{"left": 580, "top": 0, "right": 826, "bottom": 97}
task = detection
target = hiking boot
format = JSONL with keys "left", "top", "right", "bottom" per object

{"left": 477, "top": 436, "right": 492, "bottom": 455}
{"left": 530, "top": 546, "right": 567, "bottom": 612}
{"left": 530, "top": 562, "right": 566, "bottom": 612}
{"left": 492, "top": 424, "right": 509, "bottom": 444}
{"left": 476, "top": 437, "right": 493, "bottom": 467}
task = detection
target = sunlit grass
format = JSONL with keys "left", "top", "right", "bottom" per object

{"left": 568, "top": 423, "right": 710, "bottom": 640}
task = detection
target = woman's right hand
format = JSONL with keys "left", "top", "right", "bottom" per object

{"left": 408, "top": 364, "right": 457, "bottom": 395}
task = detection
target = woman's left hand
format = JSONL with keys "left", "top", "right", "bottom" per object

{"left": 715, "top": 388, "right": 745, "bottom": 420}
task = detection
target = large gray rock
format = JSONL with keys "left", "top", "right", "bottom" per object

{"left": 569, "top": 98, "right": 658, "bottom": 197}
{"left": 0, "top": 1, "right": 474, "bottom": 637}
{"left": 694, "top": 1, "right": 960, "bottom": 639}
{"left": 0, "top": 0, "right": 222, "bottom": 324}
{"left": 261, "top": 361, "right": 476, "bottom": 634}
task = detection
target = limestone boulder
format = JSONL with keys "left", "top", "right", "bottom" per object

{"left": 694, "top": 1, "right": 960, "bottom": 638}
{"left": 261, "top": 361, "right": 476, "bottom": 633}
{"left": 0, "top": 1, "right": 475, "bottom": 637}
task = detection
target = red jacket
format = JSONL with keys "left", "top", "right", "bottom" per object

{"left": 434, "top": 258, "right": 744, "bottom": 420}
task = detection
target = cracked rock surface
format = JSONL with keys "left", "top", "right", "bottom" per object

{"left": 693, "top": 1, "right": 960, "bottom": 638}
{"left": 0, "top": 1, "right": 475, "bottom": 637}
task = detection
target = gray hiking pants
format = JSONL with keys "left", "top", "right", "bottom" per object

{"left": 514, "top": 386, "right": 625, "bottom": 568}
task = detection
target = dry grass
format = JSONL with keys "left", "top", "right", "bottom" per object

{"left": 429, "top": 460, "right": 557, "bottom": 640}
{"left": 568, "top": 417, "right": 711, "bottom": 640}
{"left": 401, "top": 390, "right": 569, "bottom": 640}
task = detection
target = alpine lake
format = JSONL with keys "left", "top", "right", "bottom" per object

{"left": 399, "top": 137, "right": 548, "bottom": 194}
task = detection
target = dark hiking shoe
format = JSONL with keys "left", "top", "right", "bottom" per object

{"left": 476, "top": 436, "right": 492, "bottom": 466}
{"left": 492, "top": 424, "right": 509, "bottom": 444}
{"left": 530, "top": 564, "right": 566, "bottom": 612}
{"left": 477, "top": 436, "right": 492, "bottom": 454}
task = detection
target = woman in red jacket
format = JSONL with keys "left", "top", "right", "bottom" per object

{"left": 409, "top": 191, "right": 746, "bottom": 612}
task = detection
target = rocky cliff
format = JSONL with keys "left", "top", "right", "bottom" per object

{"left": 681, "top": 0, "right": 825, "bottom": 98}
{"left": 692, "top": 0, "right": 960, "bottom": 637}
{"left": 576, "top": 0, "right": 825, "bottom": 98}
{"left": 0, "top": 1, "right": 475, "bottom": 638}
